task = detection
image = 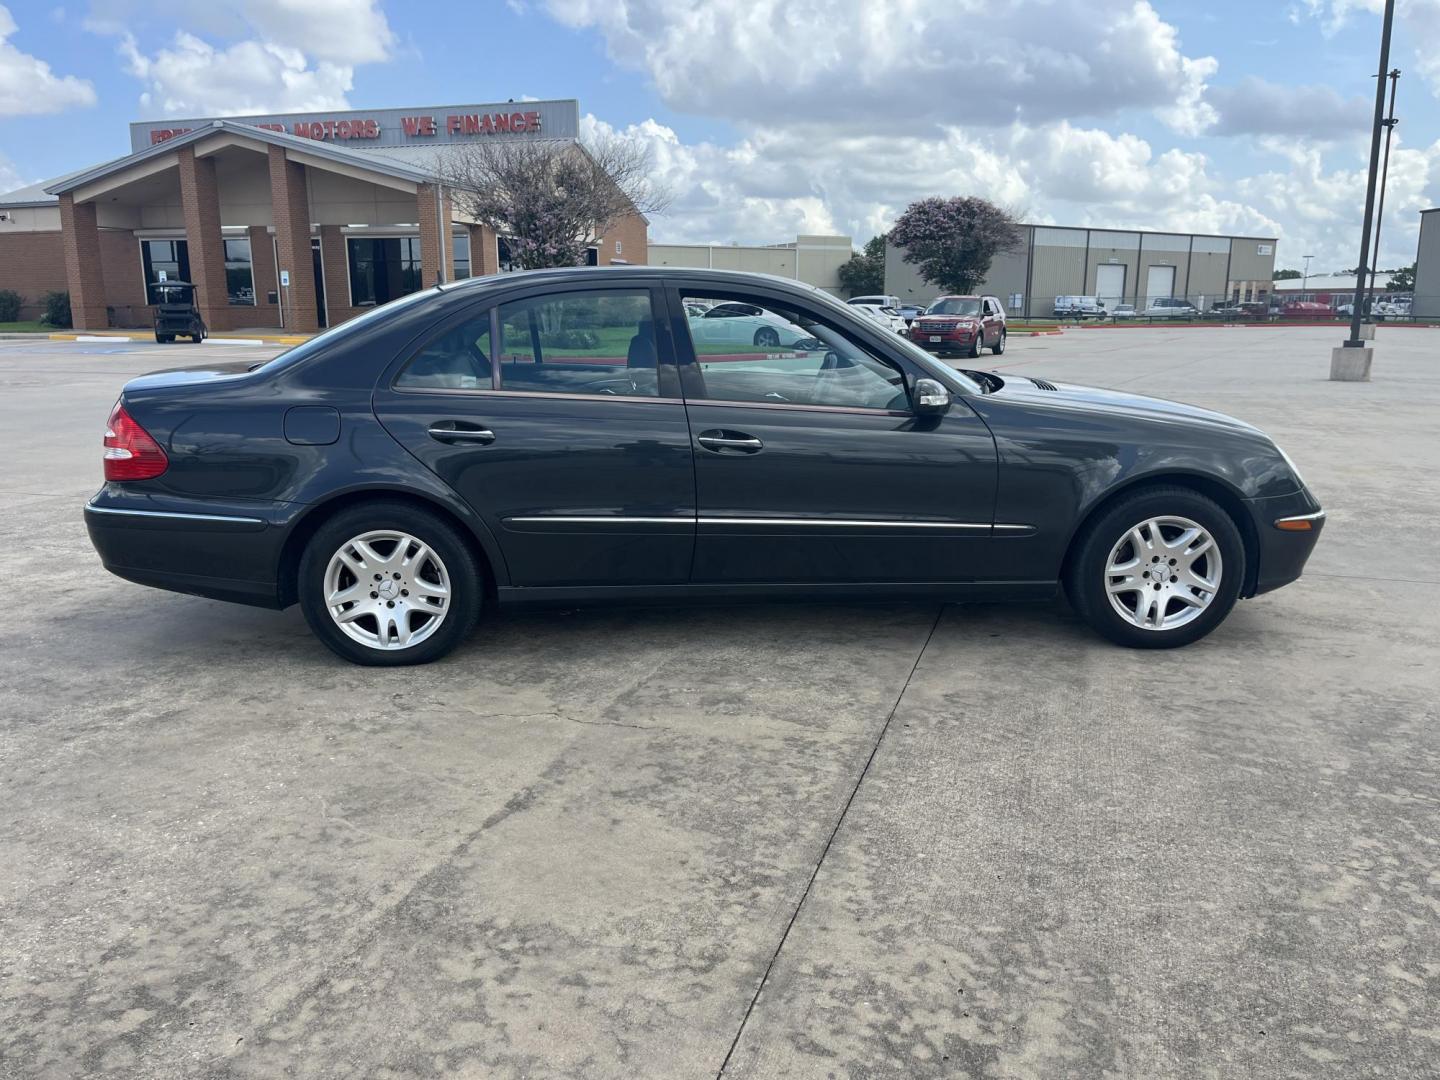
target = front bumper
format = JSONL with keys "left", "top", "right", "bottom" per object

{"left": 1245, "top": 489, "right": 1325, "bottom": 597}
{"left": 909, "top": 329, "right": 977, "bottom": 353}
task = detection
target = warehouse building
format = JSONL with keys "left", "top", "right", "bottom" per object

{"left": 1412, "top": 208, "right": 1440, "bottom": 319}
{"left": 647, "top": 235, "right": 853, "bottom": 294}
{"left": 0, "top": 100, "right": 647, "bottom": 332}
{"left": 885, "top": 224, "right": 1277, "bottom": 317}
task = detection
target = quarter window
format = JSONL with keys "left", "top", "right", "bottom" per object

{"left": 680, "top": 294, "right": 908, "bottom": 411}
{"left": 396, "top": 312, "right": 492, "bottom": 390}
{"left": 496, "top": 289, "right": 660, "bottom": 397}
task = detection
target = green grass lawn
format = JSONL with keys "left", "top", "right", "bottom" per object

{"left": 0, "top": 321, "right": 52, "bottom": 333}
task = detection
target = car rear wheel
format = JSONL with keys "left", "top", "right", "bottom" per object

{"left": 1065, "top": 486, "right": 1244, "bottom": 649}
{"left": 298, "top": 502, "right": 483, "bottom": 666}
{"left": 753, "top": 327, "right": 780, "bottom": 347}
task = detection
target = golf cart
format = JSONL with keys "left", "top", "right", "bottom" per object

{"left": 151, "top": 281, "right": 207, "bottom": 343}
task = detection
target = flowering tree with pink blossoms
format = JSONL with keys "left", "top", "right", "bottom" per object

{"left": 440, "top": 134, "right": 670, "bottom": 270}
{"left": 888, "top": 196, "right": 1023, "bottom": 295}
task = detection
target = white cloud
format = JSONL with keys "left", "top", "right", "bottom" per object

{"left": 118, "top": 31, "right": 353, "bottom": 115}
{"left": 1207, "top": 77, "right": 1371, "bottom": 137}
{"left": 0, "top": 4, "right": 96, "bottom": 115}
{"left": 0, "top": 149, "right": 28, "bottom": 192}
{"left": 550, "top": 0, "right": 1218, "bottom": 135}
{"left": 93, "top": 0, "right": 394, "bottom": 117}
{"left": 234, "top": 0, "right": 393, "bottom": 65}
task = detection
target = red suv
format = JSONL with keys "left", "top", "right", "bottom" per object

{"left": 908, "top": 295, "right": 1007, "bottom": 357}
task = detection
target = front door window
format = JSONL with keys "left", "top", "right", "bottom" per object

{"left": 680, "top": 295, "right": 908, "bottom": 411}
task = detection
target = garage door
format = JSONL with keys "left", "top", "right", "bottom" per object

{"left": 1096, "top": 264, "right": 1126, "bottom": 309}
{"left": 1145, "top": 265, "right": 1176, "bottom": 310}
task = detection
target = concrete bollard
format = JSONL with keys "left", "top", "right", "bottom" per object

{"left": 1330, "top": 345, "right": 1373, "bottom": 381}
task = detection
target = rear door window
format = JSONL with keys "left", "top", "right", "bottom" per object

{"left": 496, "top": 288, "right": 661, "bottom": 397}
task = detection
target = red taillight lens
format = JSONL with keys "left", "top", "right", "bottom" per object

{"left": 103, "top": 401, "right": 168, "bottom": 481}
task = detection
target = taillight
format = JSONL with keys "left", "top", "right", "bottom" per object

{"left": 103, "top": 401, "right": 168, "bottom": 481}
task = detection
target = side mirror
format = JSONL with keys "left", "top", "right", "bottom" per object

{"left": 913, "top": 378, "right": 951, "bottom": 415}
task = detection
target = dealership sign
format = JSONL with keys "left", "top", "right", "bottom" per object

{"left": 129, "top": 100, "right": 580, "bottom": 153}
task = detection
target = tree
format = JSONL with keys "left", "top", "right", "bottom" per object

{"left": 837, "top": 233, "right": 887, "bottom": 297}
{"left": 1273, "top": 268, "right": 1303, "bottom": 280}
{"left": 1387, "top": 263, "right": 1415, "bottom": 291}
{"left": 888, "top": 196, "right": 1023, "bottom": 295}
{"left": 438, "top": 133, "right": 670, "bottom": 270}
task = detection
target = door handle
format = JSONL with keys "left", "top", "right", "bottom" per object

{"left": 696, "top": 430, "right": 763, "bottom": 454}
{"left": 428, "top": 423, "right": 496, "bottom": 445}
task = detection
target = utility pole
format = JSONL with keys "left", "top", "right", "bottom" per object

{"left": 1333, "top": 0, "right": 1395, "bottom": 381}
{"left": 1302, "top": 254, "right": 1314, "bottom": 292}
{"left": 1367, "top": 68, "right": 1401, "bottom": 304}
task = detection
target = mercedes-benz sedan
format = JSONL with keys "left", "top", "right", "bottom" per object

{"left": 86, "top": 267, "right": 1324, "bottom": 665}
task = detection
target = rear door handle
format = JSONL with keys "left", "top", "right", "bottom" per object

{"left": 428, "top": 423, "right": 496, "bottom": 445}
{"left": 696, "top": 430, "right": 764, "bottom": 454}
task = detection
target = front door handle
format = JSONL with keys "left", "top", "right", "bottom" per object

{"left": 428, "top": 423, "right": 496, "bottom": 446}
{"left": 696, "top": 430, "right": 764, "bottom": 454}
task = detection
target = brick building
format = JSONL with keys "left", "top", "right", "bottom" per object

{"left": 0, "top": 100, "right": 647, "bottom": 332}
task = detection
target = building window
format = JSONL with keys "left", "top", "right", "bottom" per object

{"left": 615, "top": 239, "right": 622, "bottom": 256}
{"left": 224, "top": 238, "right": 254, "bottom": 305}
{"left": 497, "top": 235, "right": 517, "bottom": 273}
{"left": 452, "top": 233, "right": 471, "bottom": 280}
{"left": 346, "top": 236, "right": 423, "bottom": 307}
{"left": 140, "top": 239, "right": 190, "bottom": 304}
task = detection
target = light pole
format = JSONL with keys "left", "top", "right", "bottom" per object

{"left": 1367, "top": 68, "right": 1401, "bottom": 307}
{"left": 1333, "top": 0, "right": 1395, "bottom": 381}
{"left": 1302, "top": 254, "right": 1314, "bottom": 293}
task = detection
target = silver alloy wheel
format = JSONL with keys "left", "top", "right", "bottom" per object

{"left": 1104, "top": 515, "right": 1222, "bottom": 631}
{"left": 995, "top": 331, "right": 1005, "bottom": 354}
{"left": 323, "top": 529, "right": 451, "bottom": 650}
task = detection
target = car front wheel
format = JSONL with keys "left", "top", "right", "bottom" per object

{"left": 298, "top": 502, "right": 483, "bottom": 665}
{"left": 1065, "top": 486, "right": 1244, "bottom": 648}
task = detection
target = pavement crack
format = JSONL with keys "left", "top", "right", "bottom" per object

{"left": 715, "top": 604, "right": 947, "bottom": 1078}
{"left": 569, "top": 716, "right": 667, "bottom": 732}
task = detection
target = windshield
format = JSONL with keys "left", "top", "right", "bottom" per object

{"left": 926, "top": 298, "right": 982, "bottom": 316}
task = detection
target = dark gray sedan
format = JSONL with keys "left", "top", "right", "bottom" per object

{"left": 86, "top": 267, "right": 1323, "bottom": 665}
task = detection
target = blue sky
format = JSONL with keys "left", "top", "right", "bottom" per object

{"left": 2, "top": 0, "right": 1437, "bottom": 271}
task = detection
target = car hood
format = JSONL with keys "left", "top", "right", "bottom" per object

{"left": 914, "top": 313, "right": 980, "bottom": 325}
{"left": 985, "top": 373, "right": 1262, "bottom": 435}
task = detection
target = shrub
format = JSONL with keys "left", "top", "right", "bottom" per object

{"left": 42, "top": 291, "right": 72, "bottom": 328}
{"left": 538, "top": 328, "right": 598, "bottom": 350}
{"left": 0, "top": 289, "right": 21, "bottom": 322}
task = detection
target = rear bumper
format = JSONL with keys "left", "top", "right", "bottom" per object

{"left": 1245, "top": 489, "right": 1325, "bottom": 597}
{"left": 85, "top": 494, "right": 286, "bottom": 608}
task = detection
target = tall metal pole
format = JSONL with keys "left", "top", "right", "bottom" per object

{"left": 1367, "top": 68, "right": 1401, "bottom": 305}
{"left": 1346, "top": 0, "right": 1396, "bottom": 347}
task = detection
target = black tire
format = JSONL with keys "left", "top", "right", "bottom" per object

{"left": 155, "top": 333, "right": 173, "bottom": 343}
{"left": 298, "top": 501, "right": 484, "bottom": 666}
{"left": 991, "top": 329, "right": 1006, "bottom": 355}
{"left": 1064, "top": 485, "right": 1245, "bottom": 649}
{"left": 969, "top": 333, "right": 983, "bottom": 359}
{"left": 190, "top": 332, "right": 204, "bottom": 343}
{"left": 753, "top": 327, "right": 780, "bottom": 348}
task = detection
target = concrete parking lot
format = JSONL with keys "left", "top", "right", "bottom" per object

{"left": 1, "top": 326, "right": 1437, "bottom": 1079}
